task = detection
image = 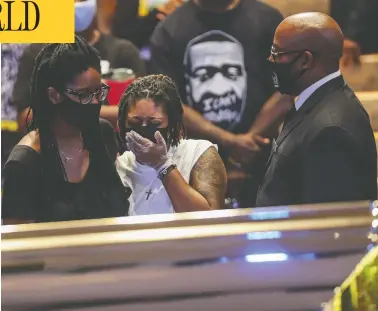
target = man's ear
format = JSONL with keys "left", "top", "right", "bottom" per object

{"left": 47, "top": 87, "right": 63, "bottom": 104}
{"left": 302, "top": 51, "right": 314, "bottom": 69}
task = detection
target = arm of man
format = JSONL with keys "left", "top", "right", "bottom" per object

{"left": 247, "top": 93, "right": 293, "bottom": 138}
{"left": 162, "top": 146, "right": 227, "bottom": 212}
{"left": 185, "top": 92, "right": 293, "bottom": 152}
{"left": 182, "top": 105, "right": 235, "bottom": 146}
{"left": 303, "top": 126, "right": 365, "bottom": 203}
{"left": 97, "top": 0, "right": 117, "bottom": 34}
{"left": 228, "top": 93, "right": 293, "bottom": 169}
{"left": 183, "top": 93, "right": 294, "bottom": 156}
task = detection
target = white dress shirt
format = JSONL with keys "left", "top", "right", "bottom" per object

{"left": 294, "top": 70, "right": 341, "bottom": 111}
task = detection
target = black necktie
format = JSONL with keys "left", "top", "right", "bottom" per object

{"left": 282, "top": 107, "right": 296, "bottom": 130}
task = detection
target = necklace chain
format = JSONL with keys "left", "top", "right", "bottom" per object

{"left": 59, "top": 134, "right": 84, "bottom": 163}
{"left": 61, "top": 148, "right": 83, "bottom": 163}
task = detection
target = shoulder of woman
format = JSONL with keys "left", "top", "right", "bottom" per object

{"left": 99, "top": 118, "right": 115, "bottom": 134}
{"left": 178, "top": 138, "right": 218, "bottom": 153}
{"left": 16, "top": 130, "right": 41, "bottom": 154}
{"left": 5, "top": 133, "right": 41, "bottom": 173}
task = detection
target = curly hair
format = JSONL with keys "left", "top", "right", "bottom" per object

{"left": 118, "top": 74, "right": 186, "bottom": 147}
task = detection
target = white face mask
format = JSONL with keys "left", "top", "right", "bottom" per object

{"left": 75, "top": 0, "right": 97, "bottom": 32}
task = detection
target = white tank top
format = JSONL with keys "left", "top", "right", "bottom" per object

{"left": 116, "top": 139, "right": 216, "bottom": 215}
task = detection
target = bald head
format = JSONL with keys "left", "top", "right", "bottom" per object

{"left": 274, "top": 12, "right": 344, "bottom": 66}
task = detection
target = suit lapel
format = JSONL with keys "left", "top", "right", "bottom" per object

{"left": 263, "top": 76, "right": 345, "bottom": 171}
{"left": 275, "top": 112, "right": 304, "bottom": 145}
{"left": 264, "top": 112, "right": 304, "bottom": 170}
{"left": 276, "top": 76, "right": 346, "bottom": 146}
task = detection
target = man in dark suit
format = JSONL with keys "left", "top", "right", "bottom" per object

{"left": 256, "top": 12, "right": 377, "bottom": 207}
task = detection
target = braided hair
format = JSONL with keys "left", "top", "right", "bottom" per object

{"left": 27, "top": 36, "right": 119, "bottom": 198}
{"left": 118, "top": 74, "right": 186, "bottom": 148}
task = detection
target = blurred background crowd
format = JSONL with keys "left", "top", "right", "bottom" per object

{"left": 2, "top": 0, "right": 378, "bottom": 210}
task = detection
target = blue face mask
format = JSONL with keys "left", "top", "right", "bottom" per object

{"left": 75, "top": 0, "right": 97, "bottom": 32}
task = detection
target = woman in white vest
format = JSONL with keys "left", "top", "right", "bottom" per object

{"left": 116, "top": 74, "right": 227, "bottom": 215}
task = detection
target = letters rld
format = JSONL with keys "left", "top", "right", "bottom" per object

{"left": 0, "top": 1, "right": 40, "bottom": 31}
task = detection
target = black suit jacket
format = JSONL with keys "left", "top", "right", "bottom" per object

{"left": 256, "top": 76, "right": 377, "bottom": 207}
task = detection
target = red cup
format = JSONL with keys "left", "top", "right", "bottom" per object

{"left": 104, "top": 78, "right": 135, "bottom": 106}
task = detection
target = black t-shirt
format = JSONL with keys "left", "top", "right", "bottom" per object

{"left": 1, "top": 119, "right": 130, "bottom": 223}
{"left": 149, "top": 0, "right": 283, "bottom": 134}
{"left": 12, "top": 34, "right": 146, "bottom": 113}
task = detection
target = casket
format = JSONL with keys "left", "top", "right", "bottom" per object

{"left": 2, "top": 201, "right": 377, "bottom": 311}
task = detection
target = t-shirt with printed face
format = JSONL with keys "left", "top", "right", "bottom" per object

{"left": 149, "top": 0, "right": 283, "bottom": 134}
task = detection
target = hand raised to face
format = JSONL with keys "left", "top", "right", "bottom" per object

{"left": 126, "top": 130, "right": 169, "bottom": 170}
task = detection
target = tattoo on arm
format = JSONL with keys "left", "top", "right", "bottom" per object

{"left": 190, "top": 147, "right": 227, "bottom": 209}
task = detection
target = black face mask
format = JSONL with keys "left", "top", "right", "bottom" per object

{"left": 268, "top": 53, "right": 305, "bottom": 96}
{"left": 125, "top": 125, "right": 169, "bottom": 144}
{"left": 54, "top": 99, "right": 101, "bottom": 132}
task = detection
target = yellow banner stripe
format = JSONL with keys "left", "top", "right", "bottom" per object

{"left": 1, "top": 120, "right": 18, "bottom": 132}
{"left": 139, "top": 0, "right": 149, "bottom": 16}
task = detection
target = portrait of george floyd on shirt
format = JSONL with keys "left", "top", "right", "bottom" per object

{"left": 1, "top": 0, "right": 378, "bottom": 310}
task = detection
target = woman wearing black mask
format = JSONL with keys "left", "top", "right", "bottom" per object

{"left": 2, "top": 36, "right": 130, "bottom": 224}
{"left": 116, "top": 74, "right": 227, "bottom": 215}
